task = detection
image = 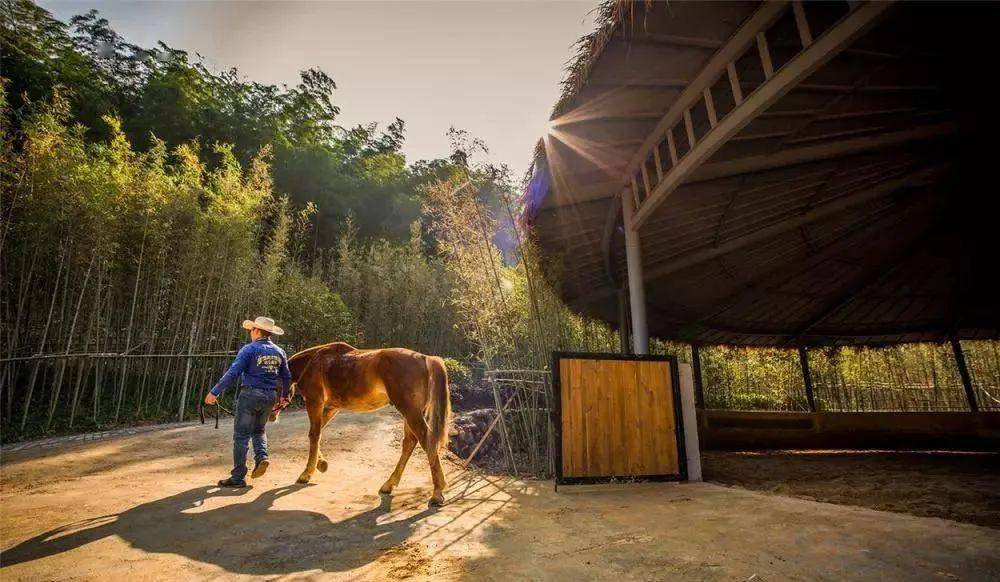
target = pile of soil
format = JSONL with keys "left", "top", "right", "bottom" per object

{"left": 448, "top": 377, "right": 496, "bottom": 411}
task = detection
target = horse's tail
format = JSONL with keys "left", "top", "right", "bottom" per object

{"left": 425, "top": 356, "right": 452, "bottom": 452}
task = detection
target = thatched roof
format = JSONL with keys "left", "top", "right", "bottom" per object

{"left": 526, "top": 0, "right": 999, "bottom": 346}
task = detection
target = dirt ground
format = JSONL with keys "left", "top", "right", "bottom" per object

{"left": 703, "top": 450, "right": 1000, "bottom": 529}
{"left": 2, "top": 410, "right": 999, "bottom": 581}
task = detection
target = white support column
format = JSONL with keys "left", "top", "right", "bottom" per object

{"left": 621, "top": 191, "right": 649, "bottom": 354}
{"left": 678, "top": 363, "right": 702, "bottom": 481}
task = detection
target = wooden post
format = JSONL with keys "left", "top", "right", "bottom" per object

{"left": 177, "top": 321, "right": 197, "bottom": 422}
{"left": 691, "top": 344, "right": 705, "bottom": 409}
{"left": 798, "top": 346, "right": 817, "bottom": 412}
{"left": 950, "top": 338, "right": 979, "bottom": 413}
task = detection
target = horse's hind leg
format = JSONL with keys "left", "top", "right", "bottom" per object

{"left": 400, "top": 410, "right": 447, "bottom": 506}
{"left": 379, "top": 423, "right": 418, "bottom": 494}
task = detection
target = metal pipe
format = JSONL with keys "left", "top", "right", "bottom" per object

{"left": 691, "top": 344, "right": 705, "bottom": 408}
{"left": 617, "top": 288, "right": 630, "bottom": 354}
{"left": 621, "top": 191, "right": 649, "bottom": 354}
{"left": 950, "top": 338, "right": 979, "bottom": 413}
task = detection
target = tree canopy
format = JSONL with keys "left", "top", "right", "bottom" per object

{"left": 1, "top": 0, "right": 466, "bottom": 245}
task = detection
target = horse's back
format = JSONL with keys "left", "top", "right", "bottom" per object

{"left": 293, "top": 343, "right": 445, "bottom": 410}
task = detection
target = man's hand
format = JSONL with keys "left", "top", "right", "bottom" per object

{"left": 273, "top": 396, "right": 290, "bottom": 412}
{"left": 204, "top": 392, "right": 217, "bottom": 406}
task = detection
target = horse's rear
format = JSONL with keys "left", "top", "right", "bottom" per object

{"left": 286, "top": 343, "right": 452, "bottom": 506}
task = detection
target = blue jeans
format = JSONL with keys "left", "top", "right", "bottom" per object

{"left": 231, "top": 388, "right": 275, "bottom": 482}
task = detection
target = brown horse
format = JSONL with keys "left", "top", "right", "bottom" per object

{"left": 277, "top": 342, "right": 452, "bottom": 506}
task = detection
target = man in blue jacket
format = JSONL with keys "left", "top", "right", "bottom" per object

{"left": 205, "top": 316, "right": 292, "bottom": 488}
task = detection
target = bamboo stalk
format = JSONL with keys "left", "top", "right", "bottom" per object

{"left": 20, "top": 249, "right": 66, "bottom": 431}
{"left": 45, "top": 255, "right": 95, "bottom": 430}
{"left": 177, "top": 321, "right": 197, "bottom": 422}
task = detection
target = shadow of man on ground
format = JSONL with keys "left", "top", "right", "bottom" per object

{"left": 1, "top": 484, "right": 438, "bottom": 575}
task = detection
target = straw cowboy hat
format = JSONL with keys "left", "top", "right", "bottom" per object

{"left": 242, "top": 316, "right": 284, "bottom": 335}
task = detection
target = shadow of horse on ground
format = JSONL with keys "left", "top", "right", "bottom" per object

{"left": 1, "top": 484, "right": 439, "bottom": 575}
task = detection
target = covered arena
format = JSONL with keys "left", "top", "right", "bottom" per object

{"left": 527, "top": 0, "right": 998, "bottom": 352}
{"left": 526, "top": 0, "right": 999, "bottom": 431}
{"left": 520, "top": 0, "right": 1000, "bottom": 577}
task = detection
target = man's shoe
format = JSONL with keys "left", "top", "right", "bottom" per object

{"left": 251, "top": 459, "right": 270, "bottom": 478}
{"left": 217, "top": 478, "right": 249, "bottom": 488}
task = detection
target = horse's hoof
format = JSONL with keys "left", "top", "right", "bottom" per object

{"left": 296, "top": 473, "right": 312, "bottom": 484}
{"left": 379, "top": 482, "right": 394, "bottom": 495}
{"left": 317, "top": 459, "right": 328, "bottom": 473}
{"left": 429, "top": 492, "right": 445, "bottom": 507}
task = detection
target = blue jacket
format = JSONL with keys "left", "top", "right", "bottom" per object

{"left": 210, "top": 338, "right": 292, "bottom": 397}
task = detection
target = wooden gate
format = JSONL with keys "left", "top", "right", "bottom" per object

{"left": 553, "top": 352, "right": 686, "bottom": 485}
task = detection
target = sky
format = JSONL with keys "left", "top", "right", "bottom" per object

{"left": 40, "top": 0, "right": 597, "bottom": 178}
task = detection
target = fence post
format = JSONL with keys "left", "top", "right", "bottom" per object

{"left": 798, "top": 346, "right": 817, "bottom": 412}
{"left": 177, "top": 321, "right": 197, "bottom": 422}
{"left": 691, "top": 344, "right": 705, "bottom": 409}
{"left": 950, "top": 338, "right": 979, "bottom": 413}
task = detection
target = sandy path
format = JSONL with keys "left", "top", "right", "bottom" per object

{"left": 3, "top": 409, "right": 999, "bottom": 580}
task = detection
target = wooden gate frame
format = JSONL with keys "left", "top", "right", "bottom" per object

{"left": 552, "top": 351, "right": 688, "bottom": 486}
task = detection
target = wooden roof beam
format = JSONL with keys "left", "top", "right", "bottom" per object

{"left": 689, "top": 122, "right": 955, "bottom": 183}
{"left": 791, "top": 229, "right": 939, "bottom": 341}
{"left": 568, "top": 168, "right": 938, "bottom": 308}
{"left": 620, "top": 1, "right": 791, "bottom": 197}
{"left": 682, "top": 320, "right": 951, "bottom": 343}
{"left": 640, "top": 165, "right": 944, "bottom": 282}
{"left": 631, "top": 0, "right": 896, "bottom": 230}
{"left": 742, "top": 82, "right": 939, "bottom": 94}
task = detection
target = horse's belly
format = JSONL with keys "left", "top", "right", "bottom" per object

{"left": 343, "top": 387, "right": 391, "bottom": 412}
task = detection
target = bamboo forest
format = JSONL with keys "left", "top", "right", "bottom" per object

{"left": 2, "top": 0, "right": 998, "bottom": 443}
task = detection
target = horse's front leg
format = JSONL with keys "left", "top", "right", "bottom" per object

{"left": 297, "top": 402, "right": 333, "bottom": 483}
{"left": 315, "top": 407, "right": 337, "bottom": 473}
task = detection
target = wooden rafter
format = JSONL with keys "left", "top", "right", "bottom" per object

{"left": 629, "top": 1, "right": 896, "bottom": 230}
{"left": 569, "top": 169, "right": 938, "bottom": 309}
{"left": 639, "top": 165, "right": 942, "bottom": 283}
{"left": 792, "top": 229, "right": 939, "bottom": 340}
{"left": 620, "top": 1, "right": 790, "bottom": 193}
{"left": 688, "top": 123, "right": 955, "bottom": 183}
{"left": 685, "top": 196, "right": 937, "bottom": 329}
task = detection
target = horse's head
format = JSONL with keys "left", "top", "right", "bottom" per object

{"left": 273, "top": 342, "right": 356, "bottom": 423}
